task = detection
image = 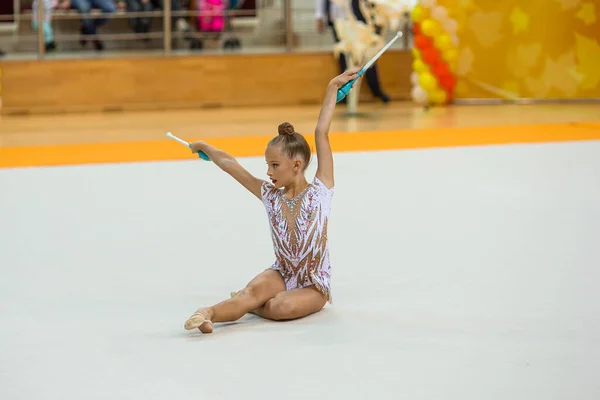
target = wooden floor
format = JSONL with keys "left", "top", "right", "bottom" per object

{"left": 1, "top": 102, "right": 600, "bottom": 168}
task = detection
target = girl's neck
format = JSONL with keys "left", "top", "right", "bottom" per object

{"left": 284, "top": 178, "right": 309, "bottom": 199}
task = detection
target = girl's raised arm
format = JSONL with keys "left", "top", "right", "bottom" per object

{"left": 314, "top": 68, "right": 361, "bottom": 189}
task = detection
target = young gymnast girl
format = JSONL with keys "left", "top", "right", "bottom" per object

{"left": 183, "top": 67, "right": 361, "bottom": 333}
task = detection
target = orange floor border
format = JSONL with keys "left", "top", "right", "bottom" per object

{"left": 1, "top": 122, "right": 600, "bottom": 169}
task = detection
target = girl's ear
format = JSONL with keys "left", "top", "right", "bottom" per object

{"left": 293, "top": 157, "right": 302, "bottom": 171}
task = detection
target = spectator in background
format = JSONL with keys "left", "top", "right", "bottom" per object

{"left": 70, "top": 0, "right": 117, "bottom": 51}
{"left": 32, "top": 0, "right": 71, "bottom": 52}
{"left": 117, "top": 0, "right": 151, "bottom": 36}
{"left": 316, "top": 0, "right": 390, "bottom": 103}
{"left": 119, "top": 0, "right": 201, "bottom": 48}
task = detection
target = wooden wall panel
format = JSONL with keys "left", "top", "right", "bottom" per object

{"left": 0, "top": 51, "right": 412, "bottom": 115}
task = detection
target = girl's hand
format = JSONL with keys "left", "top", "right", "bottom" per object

{"left": 189, "top": 141, "right": 207, "bottom": 154}
{"left": 329, "top": 67, "right": 362, "bottom": 89}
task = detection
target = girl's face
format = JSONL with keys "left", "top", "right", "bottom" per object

{"left": 265, "top": 145, "right": 303, "bottom": 188}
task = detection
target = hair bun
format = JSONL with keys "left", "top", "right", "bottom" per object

{"left": 278, "top": 122, "right": 295, "bottom": 136}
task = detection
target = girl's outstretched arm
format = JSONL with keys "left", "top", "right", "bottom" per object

{"left": 314, "top": 67, "right": 361, "bottom": 189}
{"left": 190, "top": 141, "right": 263, "bottom": 200}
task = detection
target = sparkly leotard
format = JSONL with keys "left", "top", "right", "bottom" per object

{"left": 261, "top": 176, "right": 335, "bottom": 303}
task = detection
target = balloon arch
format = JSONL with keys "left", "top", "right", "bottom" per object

{"left": 410, "top": 0, "right": 460, "bottom": 106}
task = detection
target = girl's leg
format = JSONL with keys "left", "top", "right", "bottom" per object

{"left": 254, "top": 286, "right": 327, "bottom": 321}
{"left": 184, "top": 269, "right": 286, "bottom": 333}
{"left": 42, "top": 21, "right": 54, "bottom": 44}
{"left": 31, "top": 1, "right": 53, "bottom": 46}
{"left": 230, "top": 285, "right": 328, "bottom": 320}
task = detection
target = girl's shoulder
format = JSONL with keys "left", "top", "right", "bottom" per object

{"left": 261, "top": 181, "right": 280, "bottom": 203}
{"left": 311, "top": 176, "right": 335, "bottom": 197}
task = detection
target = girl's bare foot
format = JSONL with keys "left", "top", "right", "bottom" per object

{"left": 184, "top": 308, "right": 214, "bottom": 333}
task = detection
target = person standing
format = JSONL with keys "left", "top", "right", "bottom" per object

{"left": 316, "top": 0, "right": 390, "bottom": 103}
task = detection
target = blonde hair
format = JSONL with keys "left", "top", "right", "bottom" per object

{"left": 268, "top": 122, "right": 311, "bottom": 170}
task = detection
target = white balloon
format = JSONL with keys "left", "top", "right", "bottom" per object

{"left": 410, "top": 72, "right": 420, "bottom": 85}
{"left": 431, "top": 6, "right": 448, "bottom": 22}
{"left": 411, "top": 85, "right": 429, "bottom": 105}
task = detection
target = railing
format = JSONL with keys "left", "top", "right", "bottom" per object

{"left": 0, "top": 0, "right": 410, "bottom": 60}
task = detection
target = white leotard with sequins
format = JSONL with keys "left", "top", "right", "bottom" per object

{"left": 261, "top": 176, "right": 334, "bottom": 303}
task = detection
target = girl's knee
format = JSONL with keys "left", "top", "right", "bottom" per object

{"left": 263, "top": 297, "right": 294, "bottom": 321}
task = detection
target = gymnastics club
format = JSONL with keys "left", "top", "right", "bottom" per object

{"left": 336, "top": 31, "right": 403, "bottom": 103}
{"left": 166, "top": 132, "right": 211, "bottom": 161}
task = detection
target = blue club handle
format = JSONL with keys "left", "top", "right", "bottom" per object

{"left": 198, "top": 151, "right": 211, "bottom": 161}
{"left": 336, "top": 70, "right": 365, "bottom": 102}
{"left": 188, "top": 144, "right": 210, "bottom": 161}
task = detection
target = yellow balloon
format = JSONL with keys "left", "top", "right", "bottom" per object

{"left": 411, "top": 5, "right": 427, "bottom": 23}
{"left": 421, "top": 19, "right": 441, "bottom": 37}
{"left": 411, "top": 47, "right": 420, "bottom": 59}
{"left": 413, "top": 59, "right": 427, "bottom": 73}
{"left": 431, "top": 89, "right": 448, "bottom": 104}
{"left": 434, "top": 33, "right": 453, "bottom": 52}
{"left": 419, "top": 72, "right": 437, "bottom": 92}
